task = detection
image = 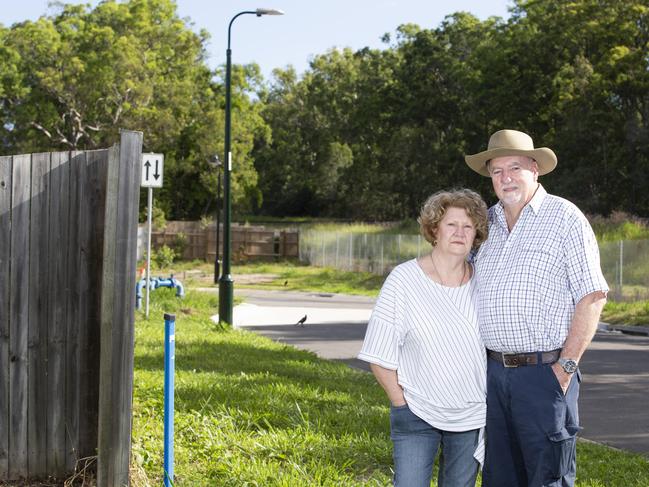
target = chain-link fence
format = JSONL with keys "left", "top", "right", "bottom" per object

{"left": 299, "top": 230, "right": 649, "bottom": 302}
{"left": 599, "top": 239, "right": 649, "bottom": 301}
{"left": 299, "top": 230, "right": 426, "bottom": 276}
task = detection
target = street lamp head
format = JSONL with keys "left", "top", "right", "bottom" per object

{"left": 256, "top": 8, "right": 284, "bottom": 16}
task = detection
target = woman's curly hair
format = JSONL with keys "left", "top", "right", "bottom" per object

{"left": 418, "top": 188, "right": 488, "bottom": 250}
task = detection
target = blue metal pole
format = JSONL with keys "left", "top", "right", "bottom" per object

{"left": 163, "top": 313, "right": 176, "bottom": 487}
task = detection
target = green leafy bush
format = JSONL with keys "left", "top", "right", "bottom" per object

{"left": 172, "top": 232, "right": 188, "bottom": 258}
{"left": 152, "top": 245, "right": 176, "bottom": 269}
{"left": 589, "top": 212, "right": 649, "bottom": 242}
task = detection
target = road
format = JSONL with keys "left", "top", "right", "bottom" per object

{"left": 234, "top": 289, "right": 649, "bottom": 455}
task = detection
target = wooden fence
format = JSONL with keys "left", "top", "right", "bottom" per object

{"left": 0, "top": 131, "right": 142, "bottom": 485}
{"left": 150, "top": 221, "right": 299, "bottom": 261}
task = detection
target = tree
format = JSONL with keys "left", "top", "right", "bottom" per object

{"left": 1, "top": 0, "right": 270, "bottom": 220}
{"left": 488, "top": 0, "right": 649, "bottom": 215}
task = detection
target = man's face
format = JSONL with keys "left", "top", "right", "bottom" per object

{"left": 488, "top": 156, "right": 539, "bottom": 209}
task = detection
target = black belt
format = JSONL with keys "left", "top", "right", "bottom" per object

{"left": 487, "top": 349, "right": 561, "bottom": 368}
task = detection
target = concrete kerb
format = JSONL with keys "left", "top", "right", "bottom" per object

{"left": 598, "top": 322, "right": 649, "bottom": 337}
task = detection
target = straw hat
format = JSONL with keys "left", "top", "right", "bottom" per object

{"left": 465, "top": 129, "right": 557, "bottom": 177}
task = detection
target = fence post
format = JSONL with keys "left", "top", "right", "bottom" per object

{"left": 335, "top": 233, "right": 340, "bottom": 269}
{"left": 363, "top": 234, "right": 368, "bottom": 272}
{"left": 397, "top": 234, "right": 401, "bottom": 262}
{"left": 618, "top": 240, "right": 624, "bottom": 295}
{"left": 349, "top": 234, "right": 353, "bottom": 271}
{"left": 163, "top": 313, "right": 176, "bottom": 487}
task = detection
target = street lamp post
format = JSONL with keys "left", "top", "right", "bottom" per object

{"left": 219, "top": 8, "right": 284, "bottom": 325}
{"left": 209, "top": 155, "right": 222, "bottom": 284}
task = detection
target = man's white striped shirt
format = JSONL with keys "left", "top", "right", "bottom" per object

{"left": 359, "top": 259, "right": 487, "bottom": 434}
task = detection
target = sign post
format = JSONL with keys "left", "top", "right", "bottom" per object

{"left": 141, "top": 153, "right": 164, "bottom": 318}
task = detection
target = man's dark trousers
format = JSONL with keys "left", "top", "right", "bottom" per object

{"left": 482, "top": 357, "right": 581, "bottom": 487}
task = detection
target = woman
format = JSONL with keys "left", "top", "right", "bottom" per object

{"left": 358, "top": 189, "right": 488, "bottom": 487}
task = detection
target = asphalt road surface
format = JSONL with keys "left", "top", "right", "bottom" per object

{"left": 236, "top": 289, "right": 649, "bottom": 454}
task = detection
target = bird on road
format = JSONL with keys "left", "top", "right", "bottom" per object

{"left": 295, "top": 315, "right": 307, "bottom": 327}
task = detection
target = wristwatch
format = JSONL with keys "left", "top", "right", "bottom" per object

{"left": 558, "top": 358, "right": 578, "bottom": 374}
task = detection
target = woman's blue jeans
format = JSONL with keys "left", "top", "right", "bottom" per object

{"left": 390, "top": 404, "right": 479, "bottom": 487}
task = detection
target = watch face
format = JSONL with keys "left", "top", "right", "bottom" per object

{"left": 561, "top": 359, "right": 578, "bottom": 374}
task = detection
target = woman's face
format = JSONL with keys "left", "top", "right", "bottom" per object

{"left": 433, "top": 206, "right": 477, "bottom": 257}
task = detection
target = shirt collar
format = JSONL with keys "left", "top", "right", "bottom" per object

{"left": 527, "top": 183, "right": 547, "bottom": 215}
{"left": 493, "top": 183, "right": 547, "bottom": 226}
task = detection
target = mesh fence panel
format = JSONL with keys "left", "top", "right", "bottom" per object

{"left": 300, "top": 231, "right": 649, "bottom": 302}
{"left": 299, "top": 230, "right": 426, "bottom": 275}
{"left": 599, "top": 239, "right": 649, "bottom": 301}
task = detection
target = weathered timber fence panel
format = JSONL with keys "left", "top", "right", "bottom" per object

{"left": 0, "top": 155, "right": 11, "bottom": 478}
{"left": 148, "top": 222, "right": 300, "bottom": 261}
{"left": 28, "top": 153, "right": 49, "bottom": 477}
{"left": 9, "top": 153, "right": 30, "bottom": 479}
{"left": 48, "top": 151, "right": 69, "bottom": 473}
{"left": 0, "top": 130, "right": 142, "bottom": 485}
{"left": 98, "top": 133, "right": 142, "bottom": 486}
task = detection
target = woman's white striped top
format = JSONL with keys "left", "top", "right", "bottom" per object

{"left": 359, "top": 258, "right": 487, "bottom": 433}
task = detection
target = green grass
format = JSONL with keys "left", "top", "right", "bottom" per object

{"left": 576, "top": 441, "right": 649, "bottom": 486}
{"left": 589, "top": 214, "right": 649, "bottom": 243}
{"left": 232, "top": 261, "right": 384, "bottom": 296}
{"left": 141, "top": 259, "right": 385, "bottom": 296}
{"left": 602, "top": 300, "right": 649, "bottom": 326}
{"left": 131, "top": 288, "right": 649, "bottom": 486}
{"left": 303, "top": 221, "right": 419, "bottom": 235}
{"left": 131, "top": 289, "right": 392, "bottom": 485}
{"left": 237, "top": 216, "right": 420, "bottom": 235}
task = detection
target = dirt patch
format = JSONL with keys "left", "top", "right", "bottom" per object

{"left": 233, "top": 273, "right": 280, "bottom": 284}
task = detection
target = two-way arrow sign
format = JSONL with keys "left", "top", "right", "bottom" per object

{"left": 141, "top": 153, "right": 164, "bottom": 188}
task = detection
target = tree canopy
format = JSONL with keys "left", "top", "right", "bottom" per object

{"left": 0, "top": 0, "right": 268, "bottom": 219}
{"left": 255, "top": 0, "right": 649, "bottom": 218}
{"left": 2, "top": 0, "right": 648, "bottom": 220}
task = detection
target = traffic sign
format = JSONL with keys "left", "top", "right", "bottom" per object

{"left": 141, "top": 153, "right": 164, "bottom": 188}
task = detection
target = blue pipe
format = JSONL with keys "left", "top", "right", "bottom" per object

{"left": 163, "top": 313, "right": 176, "bottom": 487}
{"left": 136, "top": 275, "right": 185, "bottom": 309}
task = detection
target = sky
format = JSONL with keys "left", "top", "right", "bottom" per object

{"left": 1, "top": 0, "right": 512, "bottom": 80}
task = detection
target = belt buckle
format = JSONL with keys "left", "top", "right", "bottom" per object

{"left": 502, "top": 352, "right": 519, "bottom": 368}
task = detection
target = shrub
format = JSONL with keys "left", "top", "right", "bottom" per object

{"left": 139, "top": 202, "right": 167, "bottom": 230}
{"left": 172, "top": 232, "right": 188, "bottom": 258}
{"left": 152, "top": 245, "right": 176, "bottom": 269}
{"left": 588, "top": 212, "right": 649, "bottom": 242}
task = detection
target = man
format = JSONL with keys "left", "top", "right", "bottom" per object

{"left": 465, "top": 129, "right": 608, "bottom": 487}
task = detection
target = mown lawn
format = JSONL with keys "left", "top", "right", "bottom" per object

{"left": 150, "top": 259, "right": 385, "bottom": 296}
{"left": 131, "top": 288, "right": 649, "bottom": 486}
{"left": 132, "top": 289, "right": 392, "bottom": 486}
{"left": 232, "top": 261, "right": 384, "bottom": 296}
{"left": 602, "top": 299, "right": 649, "bottom": 326}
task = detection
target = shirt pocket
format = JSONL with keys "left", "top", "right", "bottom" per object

{"left": 519, "top": 247, "right": 563, "bottom": 284}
